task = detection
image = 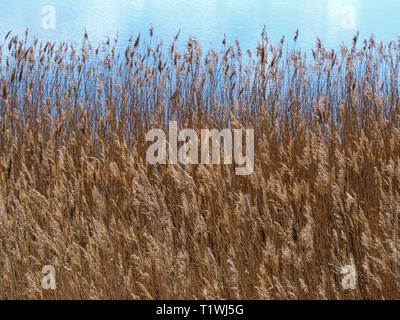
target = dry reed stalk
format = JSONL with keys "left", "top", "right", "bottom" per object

{"left": 0, "top": 29, "right": 399, "bottom": 299}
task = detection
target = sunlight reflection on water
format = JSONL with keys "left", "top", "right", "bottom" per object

{"left": 1, "top": 0, "right": 399, "bottom": 53}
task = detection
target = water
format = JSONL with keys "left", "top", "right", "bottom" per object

{"left": 1, "top": 0, "right": 400, "bottom": 53}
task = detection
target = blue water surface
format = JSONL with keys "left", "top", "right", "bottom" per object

{"left": 1, "top": 0, "right": 400, "bottom": 53}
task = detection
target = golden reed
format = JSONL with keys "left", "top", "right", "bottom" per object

{"left": 0, "top": 28, "right": 399, "bottom": 299}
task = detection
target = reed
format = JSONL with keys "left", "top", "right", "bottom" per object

{"left": 0, "top": 28, "right": 399, "bottom": 299}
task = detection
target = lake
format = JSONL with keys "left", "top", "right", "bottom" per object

{"left": 1, "top": 0, "right": 400, "bottom": 54}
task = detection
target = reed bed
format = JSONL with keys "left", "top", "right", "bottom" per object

{"left": 0, "top": 28, "right": 399, "bottom": 299}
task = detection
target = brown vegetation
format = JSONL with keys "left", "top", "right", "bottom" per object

{"left": 0, "top": 28, "right": 399, "bottom": 299}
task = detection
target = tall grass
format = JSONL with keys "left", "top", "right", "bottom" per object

{"left": 0, "top": 28, "right": 399, "bottom": 299}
